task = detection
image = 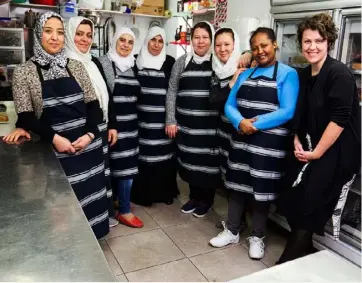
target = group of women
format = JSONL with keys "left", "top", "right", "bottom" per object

{"left": 3, "top": 11, "right": 360, "bottom": 265}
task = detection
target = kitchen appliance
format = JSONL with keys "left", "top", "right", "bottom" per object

{"left": 175, "top": 25, "right": 182, "bottom": 41}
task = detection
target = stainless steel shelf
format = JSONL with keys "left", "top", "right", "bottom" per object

{"left": 351, "top": 69, "right": 362, "bottom": 75}
{"left": 79, "top": 9, "right": 169, "bottom": 19}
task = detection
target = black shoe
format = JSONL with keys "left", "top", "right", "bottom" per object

{"left": 193, "top": 203, "right": 213, "bottom": 218}
{"left": 181, "top": 199, "right": 198, "bottom": 213}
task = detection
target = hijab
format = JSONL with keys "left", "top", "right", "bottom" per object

{"left": 32, "top": 11, "right": 68, "bottom": 80}
{"left": 136, "top": 26, "right": 166, "bottom": 71}
{"left": 107, "top": 27, "right": 135, "bottom": 72}
{"left": 185, "top": 21, "right": 215, "bottom": 67}
{"left": 212, "top": 27, "right": 241, "bottom": 79}
{"left": 65, "top": 16, "right": 109, "bottom": 121}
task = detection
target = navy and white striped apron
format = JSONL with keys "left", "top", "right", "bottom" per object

{"left": 216, "top": 75, "right": 235, "bottom": 178}
{"left": 36, "top": 63, "right": 109, "bottom": 239}
{"left": 98, "top": 121, "right": 112, "bottom": 200}
{"left": 136, "top": 68, "right": 176, "bottom": 163}
{"left": 176, "top": 58, "right": 221, "bottom": 188}
{"left": 109, "top": 63, "right": 140, "bottom": 180}
{"left": 225, "top": 62, "right": 289, "bottom": 201}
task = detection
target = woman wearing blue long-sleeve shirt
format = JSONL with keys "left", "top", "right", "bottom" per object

{"left": 209, "top": 28, "right": 299, "bottom": 260}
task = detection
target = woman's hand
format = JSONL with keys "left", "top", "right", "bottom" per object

{"left": 2, "top": 128, "right": 31, "bottom": 144}
{"left": 53, "top": 134, "right": 76, "bottom": 154}
{"left": 229, "top": 68, "right": 247, "bottom": 89}
{"left": 239, "top": 117, "right": 258, "bottom": 135}
{"left": 295, "top": 150, "right": 321, "bottom": 163}
{"left": 294, "top": 135, "right": 304, "bottom": 152}
{"left": 108, "top": 129, "right": 118, "bottom": 147}
{"left": 166, "top": 124, "right": 178, "bottom": 138}
{"left": 72, "top": 133, "right": 93, "bottom": 153}
{"left": 238, "top": 52, "right": 252, "bottom": 68}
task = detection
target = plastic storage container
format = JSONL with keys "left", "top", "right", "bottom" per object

{"left": 60, "top": 1, "right": 78, "bottom": 19}
{"left": 78, "top": 0, "right": 103, "bottom": 9}
{"left": 29, "top": 0, "right": 57, "bottom": 5}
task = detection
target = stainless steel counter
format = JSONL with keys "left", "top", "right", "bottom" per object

{"left": 0, "top": 140, "right": 115, "bottom": 281}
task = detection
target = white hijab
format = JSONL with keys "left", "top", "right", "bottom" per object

{"left": 212, "top": 27, "right": 241, "bottom": 79}
{"left": 65, "top": 16, "right": 109, "bottom": 121}
{"left": 186, "top": 21, "right": 215, "bottom": 67}
{"left": 136, "top": 26, "right": 166, "bottom": 71}
{"left": 107, "top": 27, "right": 135, "bottom": 72}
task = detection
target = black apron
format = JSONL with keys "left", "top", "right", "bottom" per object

{"left": 176, "top": 57, "right": 221, "bottom": 188}
{"left": 98, "top": 121, "right": 112, "bottom": 200}
{"left": 136, "top": 68, "right": 176, "bottom": 163}
{"left": 225, "top": 62, "right": 289, "bottom": 201}
{"left": 216, "top": 75, "right": 235, "bottom": 178}
{"left": 36, "top": 63, "right": 109, "bottom": 239}
{"left": 109, "top": 63, "right": 140, "bottom": 180}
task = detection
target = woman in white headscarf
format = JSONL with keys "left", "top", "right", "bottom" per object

{"left": 65, "top": 16, "right": 119, "bottom": 228}
{"left": 165, "top": 21, "right": 220, "bottom": 218}
{"left": 131, "top": 26, "right": 178, "bottom": 207}
{"left": 98, "top": 27, "right": 143, "bottom": 228}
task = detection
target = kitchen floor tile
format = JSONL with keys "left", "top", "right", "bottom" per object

{"left": 107, "top": 229, "right": 185, "bottom": 273}
{"left": 99, "top": 240, "right": 123, "bottom": 276}
{"left": 126, "top": 258, "right": 207, "bottom": 282}
{"left": 190, "top": 245, "right": 267, "bottom": 282}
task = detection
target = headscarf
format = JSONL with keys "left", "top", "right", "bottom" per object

{"left": 185, "top": 21, "right": 215, "bottom": 67}
{"left": 107, "top": 27, "right": 135, "bottom": 72}
{"left": 65, "top": 16, "right": 109, "bottom": 121}
{"left": 136, "top": 26, "right": 166, "bottom": 71}
{"left": 212, "top": 27, "right": 241, "bottom": 79}
{"left": 31, "top": 12, "right": 68, "bottom": 80}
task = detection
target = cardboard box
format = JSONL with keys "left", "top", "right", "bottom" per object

{"left": 133, "top": 5, "right": 164, "bottom": 16}
{"left": 142, "top": 0, "right": 164, "bottom": 7}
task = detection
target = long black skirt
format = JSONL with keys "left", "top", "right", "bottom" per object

{"left": 131, "top": 159, "right": 179, "bottom": 206}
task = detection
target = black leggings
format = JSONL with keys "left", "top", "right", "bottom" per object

{"left": 277, "top": 229, "right": 314, "bottom": 264}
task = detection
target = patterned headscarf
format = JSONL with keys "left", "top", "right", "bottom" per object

{"left": 31, "top": 12, "right": 68, "bottom": 80}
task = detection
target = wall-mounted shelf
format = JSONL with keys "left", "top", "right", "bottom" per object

{"left": 193, "top": 8, "right": 216, "bottom": 16}
{"left": 10, "top": 2, "right": 58, "bottom": 9}
{"left": 79, "top": 9, "right": 169, "bottom": 19}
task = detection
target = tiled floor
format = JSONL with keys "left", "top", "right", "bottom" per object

{"left": 99, "top": 178, "right": 288, "bottom": 282}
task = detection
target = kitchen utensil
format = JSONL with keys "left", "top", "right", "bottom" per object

{"left": 180, "top": 31, "right": 186, "bottom": 43}
{"left": 130, "top": 16, "right": 140, "bottom": 40}
{"left": 104, "top": 16, "right": 115, "bottom": 52}
{"left": 78, "top": 10, "right": 101, "bottom": 26}
{"left": 24, "top": 9, "right": 38, "bottom": 28}
{"left": 175, "top": 25, "right": 182, "bottom": 41}
{"left": 177, "top": 0, "right": 182, "bottom": 12}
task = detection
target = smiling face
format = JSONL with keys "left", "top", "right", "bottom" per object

{"left": 41, "top": 17, "right": 65, "bottom": 55}
{"left": 148, "top": 35, "right": 164, "bottom": 56}
{"left": 251, "top": 32, "right": 277, "bottom": 67}
{"left": 215, "top": 32, "right": 234, "bottom": 63}
{"left": 116, "top": 33, "right": 135, "bottom": 57}
{"left": 74, "top": 23, "right": 93, "bottom": 54}
{"left": 301, "top": 28, "right": 328, "bottom": 65}
{"left": 192, "top": 27, "right": 211, "bottom": 57}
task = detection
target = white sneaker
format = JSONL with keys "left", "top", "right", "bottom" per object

{"left": 209, "top": 221, "right": 240, "bottom": 248}
{"left": 109, "top": 217, "right": 119, "bottom": 228}
{"left": 247, "top": 236, "right": 265, "bottom": 260}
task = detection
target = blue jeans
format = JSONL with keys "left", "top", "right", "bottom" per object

{"left": 117, "top": 179, "right": 133, "bottom": 214}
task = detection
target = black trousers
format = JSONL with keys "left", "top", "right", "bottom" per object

{"left": 189, "top": 185, "right": 216, "bottom": 205}
{"left": 226, "top": 190, "right": 270, "bottom": 237}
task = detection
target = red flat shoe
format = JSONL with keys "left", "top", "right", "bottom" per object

{"left": 117, "top": 214, "right": 144, "bottom": 228}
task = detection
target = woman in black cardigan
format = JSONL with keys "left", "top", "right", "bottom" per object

{"left": 278, "top": 13, "right": 361, "bottom": 264}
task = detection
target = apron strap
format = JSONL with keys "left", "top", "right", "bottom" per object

{"left": 34, "top": 59, "right": 73, "bottom": 82}
{"left": 272, "top": 61, "right": 279, "bottom": 81}
{"left": 112, "top": 61, "right": 117, "bottom": 77}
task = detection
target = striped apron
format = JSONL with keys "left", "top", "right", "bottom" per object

{"left": 98, "top": 122, "right": 113, "bottom": 200}
{"left": 109, "top": 63, "right": 140, "bottom": 180}
{"left": 36, "top": 63, "right": 109, "bottom": 239}
{"left": 225, "top": 62, "right": 289, "bottom": 201}
{"left": 216, "top": 75, "right": 235, "bottom": 178}
{"left": 176, "top": 58, "right": 221, "bottom": 188}
{"left": 136, "top": 68, "right": 176, "bottom": 163}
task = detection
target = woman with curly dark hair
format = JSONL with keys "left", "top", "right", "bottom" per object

{"left": 277, "top": 13, "right": 361, "bottom": 264}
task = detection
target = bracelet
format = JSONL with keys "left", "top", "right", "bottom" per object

{"left": 86, "top": 133, "right": 94, "bottom": 140}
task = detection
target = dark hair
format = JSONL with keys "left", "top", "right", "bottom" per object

{"left": 214, "top": 28, "right": 234, "bottom": 42}
{"left": 191, "top": 22, "right": 212, "bottom": 41}
{"left": 249, "top": 27, "right": 277, "bottom": 47}
{"left": 79, "top": 19, "right": 93, "bottom": 31}
{"left": 297, "top": 13, "right": 338, "bottom": 51}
